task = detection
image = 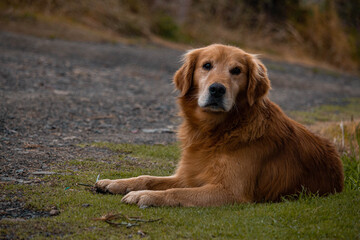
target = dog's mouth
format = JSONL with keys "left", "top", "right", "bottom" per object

{"left": 203, "top": 101, "right": 226, "bottom": 112}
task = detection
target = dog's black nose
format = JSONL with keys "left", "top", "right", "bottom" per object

{"left": 209, "top": 83, "right": 226, "bottom": 98}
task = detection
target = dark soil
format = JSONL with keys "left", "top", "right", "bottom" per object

{"left": 0, "top": 31, "right": 359, "bottom": 219}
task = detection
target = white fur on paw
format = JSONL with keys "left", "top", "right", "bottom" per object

{"left": 121, "top": 190, "right": 156, "bottom": 207}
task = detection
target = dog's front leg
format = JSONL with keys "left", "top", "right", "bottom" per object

{"left": 121, "top": 184, "right": 237, "bottom": 207}
{"left": 95, "top": 175, "right": 181, "bottom": 194}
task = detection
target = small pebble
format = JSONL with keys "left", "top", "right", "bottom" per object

{"left": 49, "top": 209, "right": 60, "bottom": 216}
{"left": 137, "top": 230, "right": 146, "bottom": 237}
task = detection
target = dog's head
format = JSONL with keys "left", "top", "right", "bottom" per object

{"left": 174, "top": 44, "right": 270, "bottom": 113}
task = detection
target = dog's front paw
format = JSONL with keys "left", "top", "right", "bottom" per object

{"left": 95, "top": 179, "right": 128, "bottom": 194}
{"left": 95, "top": 179, "right": 112, "bottom": 193}
{"left": 121, "top": 190, "right": 164, "bottom": 207}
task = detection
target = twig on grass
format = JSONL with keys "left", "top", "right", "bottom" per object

{"left": 94, "top": 212, "right": 162, "bottom": 228}
{"left": 77, "top": 183, "right": 93, "bottom": 187}
{"left": 77, "top": 182, "right": 98, "bottom": 194}
{"left": 105, "top": 221, "right": 139, "bottom": 228}
{"left": 126, "top": 216, "right": 162, "bottom": 223}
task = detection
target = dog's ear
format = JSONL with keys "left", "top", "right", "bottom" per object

{"left": 246, "top": 55, "right": 271, "bottom": 106}
{"left": 173, "top": 49, "right": 200, "bottom": 97}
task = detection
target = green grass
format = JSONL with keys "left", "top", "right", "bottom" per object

{"left": 1, "top": 142, "right": 360, "bottom": 239}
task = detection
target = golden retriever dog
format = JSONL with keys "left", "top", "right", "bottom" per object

{"left": 95, "top": 44, "right": 344, "bottom": 207}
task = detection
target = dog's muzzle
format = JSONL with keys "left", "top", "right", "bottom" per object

{"left": 204, "top": 83, "right": 226, "bottom": 111}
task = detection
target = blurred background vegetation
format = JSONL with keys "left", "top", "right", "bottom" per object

{"left": 0, "top": 0, "right": 359, "bottom": 72}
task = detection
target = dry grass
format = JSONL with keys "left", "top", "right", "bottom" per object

{"left": 309, "top": 120, "right": 360, "bottom": 158}
{"left": 289, "top": 98, "right": 360, "bottom": 159}
{"left": 0, "top": 0, "right": 358, "bottom": 72}
{"left": 297, "top": 2, "right": 356, "bottom": 70}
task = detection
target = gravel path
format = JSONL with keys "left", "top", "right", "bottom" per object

{"left": 0, "top": 31, "right": 359, "bottom": 218}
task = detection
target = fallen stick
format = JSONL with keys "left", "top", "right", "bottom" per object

{"left": 94, "top": 213, "right": 161, "bottom": 228}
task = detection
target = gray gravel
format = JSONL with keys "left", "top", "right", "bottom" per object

{"left": 0, "top": 31, "right": 359, "bottom": 218}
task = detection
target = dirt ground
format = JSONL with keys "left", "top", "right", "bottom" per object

{"left": 0, "top": 31, "right": 359, "bottom": 219}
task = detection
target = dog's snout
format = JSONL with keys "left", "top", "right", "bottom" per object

{"left": 209, "top": 83, "right": 226, "bottom": 98}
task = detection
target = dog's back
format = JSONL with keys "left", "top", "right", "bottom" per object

{"left": 251, "top": 101, "right": 344, "bottom": 201}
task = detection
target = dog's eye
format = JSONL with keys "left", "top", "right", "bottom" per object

{"left": 230, "top": 67, "right": 241, "bottom": 75}
{"left": 202, "top": 62, "right": 212, "bottom": 70}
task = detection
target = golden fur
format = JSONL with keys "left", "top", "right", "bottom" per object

{"left": 95, "top": 44, "right": 344, "bottom": 207}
